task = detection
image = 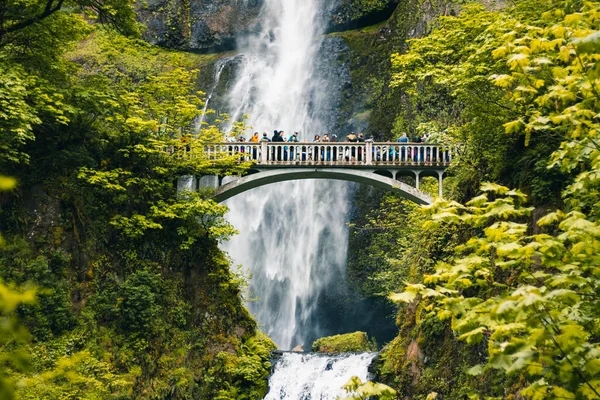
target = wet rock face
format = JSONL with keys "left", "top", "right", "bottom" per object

{"left": 137, "top": 0, "right": 263, "bottom": 51}
{"left": 328, "top": 0, "right": 400, "bottom": 32}
{"left": 311, "top": 36, "right": 352, "bottom": 135}
{"left": 137, "top": 0, "right": 399, "bottom": 51}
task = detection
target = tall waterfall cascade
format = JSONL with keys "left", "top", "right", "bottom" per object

{"left": 265, "top": 353, "right": 377, "bottom": 400}
{"left": 222, "top": 0, "right": 354, "bottom": 350}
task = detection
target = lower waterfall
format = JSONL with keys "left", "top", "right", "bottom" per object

{"left": 265, "top": 352, "right": 377, "bottom": 400}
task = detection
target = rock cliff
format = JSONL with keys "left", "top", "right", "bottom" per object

{"left": 137, "top": 0, "right": 400, "bottom": 51}
{"left": 138, "top": 0, "right": 262, "bottom": 51}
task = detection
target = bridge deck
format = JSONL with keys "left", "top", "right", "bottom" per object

{"left": 206, "top": 141, "right": 452, "bottom": 169}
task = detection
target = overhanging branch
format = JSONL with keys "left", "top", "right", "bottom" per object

{"left": 0, "top": 0, "right": 64, "bottom": 39}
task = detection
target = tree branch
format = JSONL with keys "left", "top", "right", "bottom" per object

{"left": 0, "top": 0, "right": 64, "bottom": 39}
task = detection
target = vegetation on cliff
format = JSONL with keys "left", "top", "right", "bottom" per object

{"left": 0, "top": 2, "right": 273, "bottom": 399}
{"left": 348, "top": 0, "right": 600, "bottom": 398}
{"left": 312, "top": 332, "right": 377, "bottom": 353}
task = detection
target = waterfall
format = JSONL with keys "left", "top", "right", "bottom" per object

{"left": 198, "top": 56, "right": 235, "bottom": 128}
{"left": 265, "top": 352, "right": 377, "bottom": 399}
{"left": 222, "top": 0, "right": 353, "bottom": 350}
{"left": 224, "top": 0, "right": 330, "bottom": 134}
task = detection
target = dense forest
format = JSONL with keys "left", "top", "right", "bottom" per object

{"left": 1, "top": 0, "right": 599, "bottom": 399}
{"left": 347, "top": 1, "right": 600, "bottom": 399}
{"left": 0, "top": 2, "right": 274, "bottom": 398}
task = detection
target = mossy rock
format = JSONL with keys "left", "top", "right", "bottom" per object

{"left": 312, "top": 331, "right": 376, "bottom": 353}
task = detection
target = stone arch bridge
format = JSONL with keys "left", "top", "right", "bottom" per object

{"left": 179, "top": 141, "right": 452, "bottom": 205}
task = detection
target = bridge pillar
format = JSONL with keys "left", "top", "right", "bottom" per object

{"left": 198, "top": 175, "right": 219, "bottom": 190}
{"left": 437, "top": 170, "right": 444, "bottom": 197}
{"left": 365, "top": 140, "right": 373, "bottom": 165}
{"left": 221, "top": 176, "right": 240, "bottom": 186}
{"left": 260, "top": 139, "right": 269, "bottom": 163}
{"left": 177, "top": 175, "right": 198, "bottom": 192}
{"left": 411, "top": 170, "right": 422, "bottom": 190}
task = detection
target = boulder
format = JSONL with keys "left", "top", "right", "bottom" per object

{"left": 312, "top": 331, "right": 376, "bottom": 353}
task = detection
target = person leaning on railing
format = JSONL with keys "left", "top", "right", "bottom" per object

{"left": 287, "top": 132, "right": 299, "bottom": 161}
{"left": 397, "top": 132, "right": 409, "bottom": 162}
{"left": 272, "top": 130, "right": 285, "bottom": 161}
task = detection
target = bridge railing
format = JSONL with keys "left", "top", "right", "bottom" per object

{"left": 204, "top": 141, "right": 452, "bottom": 167}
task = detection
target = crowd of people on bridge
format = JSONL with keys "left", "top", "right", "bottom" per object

{"left": 229, "top": 130, "right": 432, "bottom": 144}
{"left": 225, "top": 130, "right": 444, "bottom": 163}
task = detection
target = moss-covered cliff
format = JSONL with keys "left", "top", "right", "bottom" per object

{"left": 0, "top": 27, "right": 274, "bottom": 399}
{"left": 342, "top": 1, "right": 598, "bottom": 399}
{"left": 331, "top": 0, "right": 459, "bottom": 138}
{"left": 137, "top": 0, "right": 403, "bottom": 52}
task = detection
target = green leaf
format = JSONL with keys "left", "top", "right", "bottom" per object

{"left": 458, "top": 327, "right": 486, "bottom": 344}
{"left": 504, "top": 120, "right": 524, "bottom": 134}
{"left": 574, "top": 31, "right": 600, "bottom": 54}
{"left": 0, "top": 176, "right": 16, "bottom": 190}
{"left": 466, "top": 364, "right": 484, "bottom": 376}
{"left": 389, "top": 291, "right": 417, "bottom": 303}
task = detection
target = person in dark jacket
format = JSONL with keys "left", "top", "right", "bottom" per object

{"left": 398, "top": 132, "right": 409, "bottom": 161}
{"left": 288, "top": 132, "right": 299, "bottom": 142}
{"left": 272, "top": 130, "right": 285, "bottom": 161}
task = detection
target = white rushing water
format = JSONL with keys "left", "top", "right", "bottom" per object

{"left": 222, "top": 0, "right": 352, "bottom": 350}
{"left": 225, "top": 0, "right": 328, "bottom": 134}
{"left": 265, "top": 352, "right": 377, "bottom": 400}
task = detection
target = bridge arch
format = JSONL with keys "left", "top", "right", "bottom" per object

{"left": 211, "top": 168, "right": 433, "bottom": 205}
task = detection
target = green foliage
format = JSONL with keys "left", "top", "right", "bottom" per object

{"left": 0, "top": 242, "right": 75, "bottom": 340}
{"left": 392, "top": 184, "right": 600, "bottom": 398}
{"left": 390, "top": 1, "right": 568, "bottom": 204}
{"left": 348, "top": 178, "right": 449, "bottom": 298}
{"left": 351, "top": 2, "right": 600, "bottom": 399}
{"left": 0, "top": 64, "right": 39, "bottom": 164}
{"left": 207, "top": 331, "right": 276, "bottom": 400}
{"left": 0, "top": 180, "right": 36, "bottom": 400}
{"left": 0, "top": 11, "right": 92, "bottom": 166}
{"left": 0, "top": 282, "right": 36, "bottom": 400}
{"left": 0, "top": 0, "right": 138, "bottom": 44}
{"left": 0, "top": 7, "right": 267, "bottom": 397}
{"left": 17, "top": 350, "right": 134, "bottom": 399}
{"left": 388, "top": 8, "right": 600, "bottom": 395}
{"left": 485, "top": 2, "right": 600, "bottom": 219}
{"left": 341, "top": 376, "right": 396, "bottom": 400}
{"left": 117, "top": 268, "right": 164, "bottom": 336}
{"left": 311, "top": 332, "right": 377, "bottom": 353}
{"left": 0, "top": 176, "right": 16, "bottom": 191}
